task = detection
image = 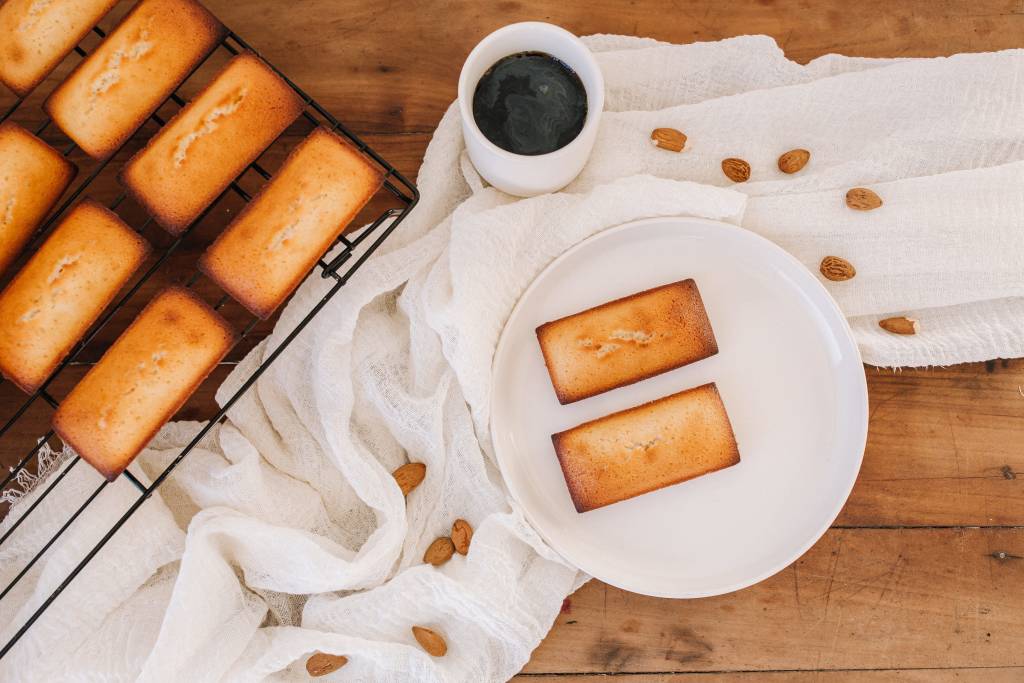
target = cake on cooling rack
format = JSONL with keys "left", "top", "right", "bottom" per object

{"left": 552, "top": 383, "right": 740, "bottom": 512}
{"left": 45, "top": 0, "right": 225, "bottom": 159}
{"left": 536, "top": 279, "right": 719, "bottom": 404}
{"left": 0, "top": 199, "right": 149, "bottom": 393}
{"left": 0, "top": 122, "right": 77, "bottom": 277}
{"left": 53, "top": 286, "right": 236, "bottom": 480}
{"left": 0, "top": 0, "right": 118, "bottom": 96}
{"left": 119, "top": 51, "right": 305, "bottom": 234}
{"left": 199, "top": 127, "right": 382, "bottom": 318}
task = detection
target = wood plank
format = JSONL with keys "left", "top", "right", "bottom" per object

{"left": 518, "top": 668, "right": 1024, "bottom": 681}
{"left": 3, "top": 1, "right": 1024, "bottom": 132}
{"left": 840, "top": 360, "right": 1024, "bottom": 527}
{"left": 523, "top": 528, "right": 1024, "bottom": 674}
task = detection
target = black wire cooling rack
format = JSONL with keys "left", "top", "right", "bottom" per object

{"left": 0, "top": 21, "right": 418, "bottom": 657}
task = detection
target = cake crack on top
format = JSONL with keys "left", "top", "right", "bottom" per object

{"left": 266, "top": 192, "right": 330, "bottom": 252}
{"left": 2, "top": 196, "right": 15, "bottom": 227}
{"left": 173, "top": 87, "right": 248, "bottom": 167}
{"left": 46, "top": 253, "right": 81, "bottom": 284}
{"left": 88, "top": 23, "right": 156, "bottom": 106}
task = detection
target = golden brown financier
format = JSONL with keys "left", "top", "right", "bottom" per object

{"left": 552, "top": 383, "right": 740, "bottom": 512}
{"left": 0, "top": 199, "right": 149, "bottom": 393}
{"left": 0, "top": 122, "right": 77, "bottom": 277}
{"left": 119, "top": 52, "right": 305, "bottom": 234}
{"left": 200, "top": 127, "right": 382, "bottom": 318}
{"left": 45, "top": 0, "right": 226, "bottom": 158}
{"left": 536, "top": 279, "right": 718, "bottom": 404}
{"left": 0, "top": 0, "right": 118, "bottom": 96}
{"left": 53, "top": 287, "right": 236, "bottom": 480}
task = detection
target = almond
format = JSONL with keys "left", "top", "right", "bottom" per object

{"left": 721, "top": 158, "right": 750, "bottom": 183}
{"left": 846, "top": 187, "right": 882, "bottom": 211}
{"left": 879, "top": 316, "right": 918, "bottom": 335}
{"left": 306, "top": 652, "right": 348, "bottom": 677}
{"left": 778, "top": 148, "right": 810, "bottom": 174}
{"left": 393, "top": 462, "right": 426, "bottom": 497}
{"left": 650, "top": 127, "right": 686, "bottom": 152}
{"left": 451, "top": 519, "right": 473, "bottom": 555}
{"left": 423, "top": 537, "right": 455, "bottom": 566}
{"left": 412, "top": 626, "right": 448, "bottom": 657}
{"left": 820, "top": 256, "right": 856, "bottom": 282}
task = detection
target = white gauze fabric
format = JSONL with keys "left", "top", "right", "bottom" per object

{"left": 1, "top": 34, "right": 1023, "bottom": 682}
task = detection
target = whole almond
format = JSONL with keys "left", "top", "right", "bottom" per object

{"left": 423, "top": 537, "right": 455, "bottom": 566}
{"left": 412, "top": 626, "right": 448, "bottom": 657}
{"left": 820, "top": 256, "right": 856, "bottom": 282}
{"left": 650, "top": 127, "right": 686, "bottom": 152}
{"left": 393, "top": 463, "right": 426, "bottom": 497}
{"left": 879, "top": 316, "right": 918, "bottom": 335}
{"left": 306, "top": 652, "right": 348, "bottom": 677}
{"left": 778, "top": 148, "right": 810, "bottom": 174}
{"left": 846, "top": 187, "right": 882, "bottom": 211}
{"left": 451, "top": 519, "right": 473, "bottom": 555}
{"left": 721, "top": 158, "right": 751, "bottom": 183}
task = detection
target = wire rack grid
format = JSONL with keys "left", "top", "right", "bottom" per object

{"left": 0, "top": 22, "right": 418, "bottom": 658}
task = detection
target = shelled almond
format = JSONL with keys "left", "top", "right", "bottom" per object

{"left": 879, "top": 316, "right": 918, "bottom": 335}
{"left": 393, "top": 462, "right": 426, "bottom": 496}
{"left": 412, "top": 626, "right": 448, "bottom": 657}
{"left": 451, "top": 519, "right": 473, "bottom": 555}
{"left": 777, "top": 148, "right": 810, "bottom": 174}
{"left": 846, "top": 187, "right": 882, "bottom": 210}
{"left": 721, "top": 158, "right": 751, "bottom": 183}
{"left": 424, "top": 537, "right": 455, "bottom": 565}
{"left": 306, "top": 652, "right": 348, "bottom": 677}
{"left": 820, "top": 256, "right": 856, "bottom": 281}
{"left": 650, "top": 127, "right": 686, "bottom": 152}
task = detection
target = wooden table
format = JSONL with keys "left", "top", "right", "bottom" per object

{"left": 2, "top": 1, "right": 1023, "bottom": 680}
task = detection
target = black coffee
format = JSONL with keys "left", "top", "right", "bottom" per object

{"left": 472, "top": 51, "right": 587, "bottom": 156}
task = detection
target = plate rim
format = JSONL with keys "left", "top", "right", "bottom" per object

{"left": 489, "top": 215, "right": 869, "bottom": 598}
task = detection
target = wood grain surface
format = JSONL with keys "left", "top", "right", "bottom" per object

{"left": 1, "top": 0, "right": 1023, "bottom": 679}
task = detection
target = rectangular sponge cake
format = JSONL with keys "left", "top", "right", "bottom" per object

{"left": 45, "top": 0, "right": 225, "bottom": 159}
{"left": 536, "top": 279, "right": 718, "bottom": 404}
{"left": 552, "top": 383, "right": 740, "bottom": 513}
{"left": 120, "top": 52, "right": 305, "bottom": 234}
{"left": 0, "top": 199, "right": 149, "bottom": 393}
{"left": 53, "top": 287, "right": 236, "bottom": 480}
{"left": 200, "top": 127, "right": 382, "bottom": 318}
{"left": 0, "top": 122, "right": 77, "bottom": 277}
{"left": 0, "top": 0, "right": 118, "bottom": 96}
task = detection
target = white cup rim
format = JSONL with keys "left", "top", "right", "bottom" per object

{"left": 457, "top": 22, "right": 605, "bottom": 162}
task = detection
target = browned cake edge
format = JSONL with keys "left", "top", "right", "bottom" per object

{"left": 52, "top": 285, "right": 237, "bottom": 481}
{"left": 43, "top": 0, "right": 227, "bottom": 159}
{"left": 551, "top": 383, "right": 740, "bottom": 513}
{"left": 117, "top": 51, "right": 306, "bottom": 235}
{"left": 0, "top": 0, "right": 120, "bottom": 97}
{"left": 198, "top": 128, "right": 384, "bottom": 319}
{"left": 0, "top": 122, "right": 79, "bottom": 276}
{"left": 0, "top": 198, "right": 151, "bottom": 394}
{"left": 535, "top": 279, "right": 719, "bottom": 405}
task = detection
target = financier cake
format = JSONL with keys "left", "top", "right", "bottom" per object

{"left": 536, "top": 279, "right": 718, "bottom": 404}
{"left": 552, "top": 383, "right": 740, "bottom": 512}
{"left": 45, "top": 0, "right": 225, "bottom": 159}
{"left": 0, "top": 122, "right": 77, "bottom": 276}
{"left": 53, "top": 287, "right": 236, "bottom": 480}
{"left": 199, "top": 127, "right": 382, "bottom": 318}
{"left": 0, "top": 200, "right": 149, "bottom": 393}
{"left": 0, "top": 0, "right": 118, "bottom": 96}
{"left": 119, "top": 52, "right": 305, "bottom": 234}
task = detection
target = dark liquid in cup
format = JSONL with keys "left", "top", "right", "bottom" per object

{"left": 472, "top": 51, "right": 587, "bottom": 156}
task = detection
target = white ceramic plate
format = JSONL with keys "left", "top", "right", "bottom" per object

{"left": 490, "top": 217, "right": 868, "bottom": 598}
